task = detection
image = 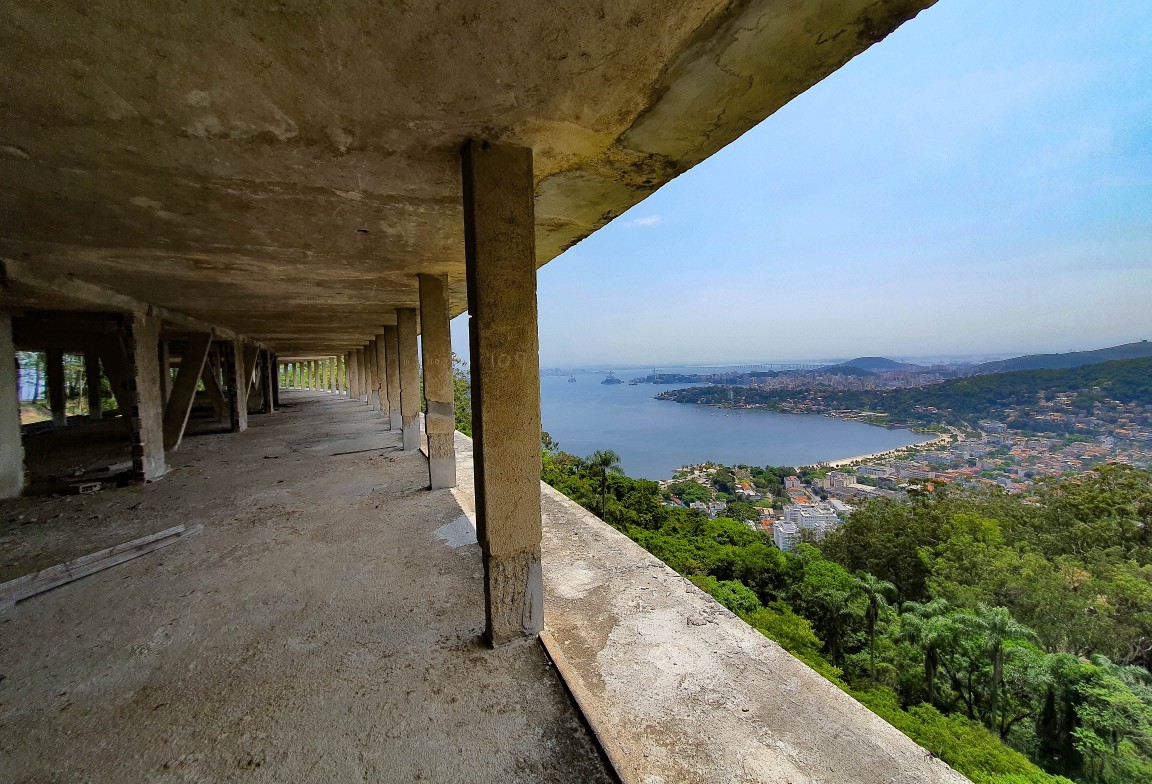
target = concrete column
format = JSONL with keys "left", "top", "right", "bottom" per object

{"left": 357, "top": 348, "right": 369, "bottom": 404}
{"left": 383, "top": 325, "right": 402, "bottom": 431}
{"left": 262, "top": 351, "right": 275, "bottom": 413}
{"left": 330, "top": 356, "right": 337, "bottom": 394}
{"left": 311, "top": 360, "right": 318, "bottom": 390}
{"left": 123, "top": 312, "right": 166, "bottom": 480}
{"left": 373, "top": 335, "right": 390, "bottom": 424}
{"left": 396, "top": 308, "right": 421, "bottom": 451}
{"left": 46, "top": 348, "right": 66, "bottom": 426}
{"left": 367, "top": 339, "right": 381, "bottom": 412}
{"left": 348, "top": 350, "right": 360, "bottom": 401}
{"left": 419, "top": 274, "right": 456, "bottom": 489}
{"left": 0, "top": 314, "right": 25, "bottom": 498}
{"left": 84, "top": 352, "right": 103, "bottom": 421}
{"left": 463, "top": 139, "right": 543, "bottom": 645}
{"left": 271, "top": 355, "right": 280, "bottom": 407}
{"left": 227, "top": 339, "right": 248, "bottom": 433}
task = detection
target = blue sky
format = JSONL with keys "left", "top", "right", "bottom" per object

{"left": 453, "top": 0, "right": 1152, "bottom": 367}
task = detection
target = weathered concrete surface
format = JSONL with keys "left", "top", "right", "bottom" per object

{"left": 125, "top": 312, "right": 166, "bottom": 481}
{"left": 0, "top": 1, "right": 934, "bottom": 354}
{"left": 541, "top": 506, "right": 965, "bottom": 782}
{"left": 0, "top": 392, "right": 613, "bottom": 784}
{"left": 463, "top": 141, "right": 544, "bottom": 645}
{"left": 420, "top": 273, "right": 457, "bottom": 489}
{"left": 0, "top": 314, "right": 24, "bottom": 498}
{"left": 444, "top": 432, "right": 968, "bottom": 784}
{"left": 397, "top": 308, "right": 421, "bottom": 451}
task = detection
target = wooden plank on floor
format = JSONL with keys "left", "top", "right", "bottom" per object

{"left": 0, "top": 525, "right": 192, "bottom": 609}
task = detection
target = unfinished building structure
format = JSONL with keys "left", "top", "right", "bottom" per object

{"left": 0, "top": 1, "right": 967, "bottom": 781}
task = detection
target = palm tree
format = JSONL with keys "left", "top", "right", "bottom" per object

{"left": 587, "top": 450, "right": 624, "bottom": 519}
{"left": 971, "top": 604, "right": 1037, "bottom": 734}
{"left": 854, "top": 573, "right": 896, "bottom": 682}
{"left": 902, "top": 598, "right": 955, "bottom": 706}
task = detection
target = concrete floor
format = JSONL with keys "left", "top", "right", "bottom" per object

{"left": 0, "top": 391, "right": 613, "bottom": 783}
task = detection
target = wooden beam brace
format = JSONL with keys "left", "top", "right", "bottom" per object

{"left": 243, "top": 343, "right": 260, "bottom": 396}
{"left": 163, "top": 332, "right": 212, "bottom": 451}
{"left": 200, "top": 355, "right": 227, "bottom": 417}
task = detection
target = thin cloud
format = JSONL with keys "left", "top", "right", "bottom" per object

{"left": 626, "top": 214, "right": 663, "bottom": 228}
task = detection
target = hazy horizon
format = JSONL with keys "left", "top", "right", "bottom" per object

{"left": 451, "top": 0, "right": 1152, "bottom": 368}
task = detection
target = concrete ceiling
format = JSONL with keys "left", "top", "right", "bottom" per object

{"left": 0, "top": 0, "right": 934, "bottom": 353}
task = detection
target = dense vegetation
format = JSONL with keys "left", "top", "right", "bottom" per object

{"left": 540, "top": 438, "right": 1152, "bottom": 784}
{"left": 661, "top": 357, "right": 1152, "bottom": 429}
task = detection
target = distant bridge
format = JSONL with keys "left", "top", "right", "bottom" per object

{"left": 674, "top": 363, "right": 827, "bottom": 372}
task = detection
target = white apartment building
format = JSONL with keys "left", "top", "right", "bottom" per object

{"left": 773, "top": 521, "right": 801, "bottom": 552}
{"left": 772, "top": 502, "right": 842, "bottom": 551}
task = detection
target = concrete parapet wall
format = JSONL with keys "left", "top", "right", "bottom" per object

{"left": 450, "top": 430, "right": 968, "bottom": 783}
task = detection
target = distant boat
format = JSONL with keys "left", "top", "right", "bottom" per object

{"left": 601, "top": 371, "right": 624, "bottom": 385}
{"left": 568, "top": 376, "right": 576, "bottom": 383}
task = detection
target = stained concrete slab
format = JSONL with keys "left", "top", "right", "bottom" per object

{"left": 0, "top": 392, "right": 613, "bottom": 783}
{"left": 0, "top": 1, "right": 935, "bottom": 354}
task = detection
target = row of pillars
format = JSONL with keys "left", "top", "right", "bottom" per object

{"left": 0, "top": 317, "right": 277, "bottom": 497}
{"left": 277, "top": 279, "right": 454, "bottom": 491}
{"left": 273, "top": 142, "right": 541, "bottom": 645}
{"left": 0, "top": 140, "right": 541, "bottom": 646}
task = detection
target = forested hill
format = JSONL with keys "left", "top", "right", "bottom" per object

{"left": 974, "top": 341, "right": 1152, "bottom": 374}
{"left": 659, "top": 356, "right": 1152, "bottom": 428}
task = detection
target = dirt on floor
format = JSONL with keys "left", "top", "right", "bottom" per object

{"left": 0, "top": 391, "right": 613, "bottom": 784}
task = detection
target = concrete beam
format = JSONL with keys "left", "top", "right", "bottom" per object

{"left": 419, "top": 273, "right": 456, "bottom": 490}
{"left": 383, "top": 326, "right": 402, "bottom": 431}
{"left": 0, "top": 314, "right": 24, "bottom": 498}
{"left": 396, "top": 308, "right": 421, "bottom": 451}
{"left": 123, "top": 312, "right": 166, "bottom": 481}
{"left": 0, "top": 259, "right": 261, "bottom": 346}
{"left": 463, "top": 140, "right": 543, "bottom": 645}
{"left": 163, "top": 332, "right": 212, "bottom": 451}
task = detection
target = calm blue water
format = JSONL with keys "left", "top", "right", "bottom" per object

{"left": 540, "top": 369, "right": 928, "bottom": 480}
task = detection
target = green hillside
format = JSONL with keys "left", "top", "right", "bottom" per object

{"left": 837, "top": 356, "right": 924, "bottom": 371}
{"left": 661, "top": 356, "right": 1152, "bottom": 428}
{"left": 975, "top": 341, "right": 1152, "bottom": 374}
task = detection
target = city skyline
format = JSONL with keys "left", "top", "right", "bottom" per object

{"left": 452, "top": 0, "right": 1152, "bottom": 367}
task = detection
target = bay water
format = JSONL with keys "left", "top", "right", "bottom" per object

{"left": 540, "top": 369, "right": 929, "bottom": 480}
